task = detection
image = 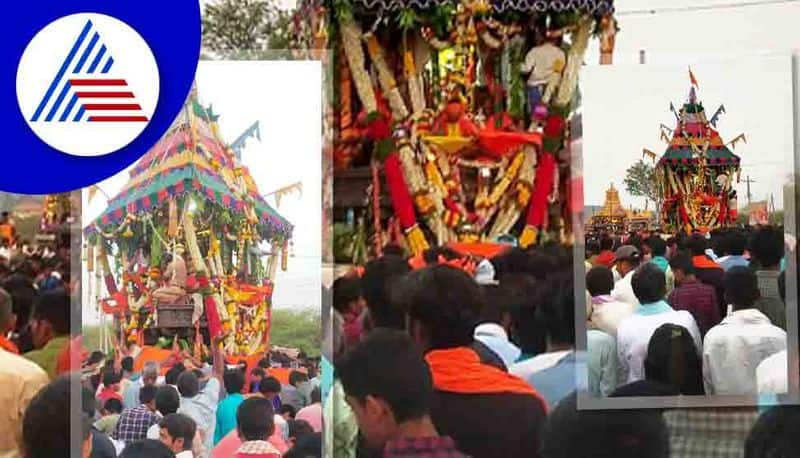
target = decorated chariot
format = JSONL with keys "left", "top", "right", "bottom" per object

{"left": 84, "top": 86, "right": 293, "bottom": 357}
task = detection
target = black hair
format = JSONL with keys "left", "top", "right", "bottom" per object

{"left": 668, "top": 252, "right": 695, "bottom": 276}
{"left": 478, "top": 274, "right": 531, "bottom": 326}
{"left": 155, "top": 385, "right": 180, "bottom": 416}
{"left": 279, "top": 404, "right": 297, "bottom": 418}
{"left": 103, "top": 398, "right": 124, "bottom": 414}
{"left": 284, "top": 432, "right": 322, "bottom": 458}
{"left": 687, "top": 234, "right": 708, "bottom": 256}
{"left": 257, "top": 357, "right": 270, "bottom": 369}
{"left": 421, "top": 246, "right": 460, "bottom": 264}
{"left": 31, "top": 287, "right": 71, "bottom": 335}
{"left": 102, "top": 370, "right": 121, "bottom": 387}
{"left": 87, "top": 350, "right": 105, "bottom": 366}
{"left": 382, "top": 244, "right": 406, "bottom": 257}
{"left": 724, "top": 266, "right": 760, "bottom": 310}
{"left": 24, "top": 375, "right": 91, "bottom": 458}
{"left": 159, "top": 413, "right": 196, "bottom": 452}
{"left": 224, "top": 368, "right": 246, "bottom": 395}
{"left": 541, "top": 392, "right": 669, "bottom": 458}
{"left": 119, "top": 439, "right": 175, "bottom": 458}
{"left": 165, "top": 363, "right": 186, "bottom": 385}
{"left": 250, "top": 367, "right": 265, "bottom": 378}
{"left": 644, "top": 324, "right": 703, "bottom": 395}
{"left": 600, "top": 237, "right": 614, "bottom": 251}
{"left": 176, "top": 371, "right": 199, "bottom": 398}
{"left": 236, "top": 397, "right": 275, "bottom": 441}
{"left": 259, "top": 376, "right": 282, "bottom": 396}
{"left": 337, "top": 329, "right": 433, "bottom": 423}
{"left": 140, "top": 384, "right": 159, "bottom": 404}
{"left": 727, "top": 230, "right": 747, "bottom": 256}
{"left": 121, "top": 356, "right": 135, "bottom": 373}
{"left": 536, "top": 272, "right": 575, "bottom": 346}
{"left": 81, "top": 385, "right": 96, "bottom": 417}
{"left": 310, "top": 386, "right": 321, "bottom": 404}
{"left": 498, "top": 274, "right": 547, "bottom": 355}
{"left": 332, "top": 276, "right": 362, "bottom": 314}
{"left": 586, "top": 266, "right": 614, "bottom": 297}
{"left": 395, "top": 265, "right": 483, "bottom": 349}
{"left": 586, "top": 239, "right": 601, "bottom": 258}
{"left": 647, "top": 237, "right": 667, "bottom": 257}
{"left": 288, "top": 419, "right": 314, "bottom": 439}
{"left": 745, "top": 406, "right": 800, "bottom": 458}
{"left": 289, "top": 370, "right": 308, "bottom": 387}
{"left": 750, "top": 226, "right": 784, "bottom": 268}
{"left": 361, "top": 255, "right": 410, "bottom": 329}
{"left": 632, "top": 263, "right": 666, "bottom": 304}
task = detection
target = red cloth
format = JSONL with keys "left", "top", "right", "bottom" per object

{"left": 56, "top": 336, "right": 87, "bottom": 376}
{"left": 425, "top": 347, "right": 547, "bottom": 412}
{"left": 0, "top": 335, "right": 19, "bottom": 354}
{"left": 595, "top": 250, "right": 616, "bottom": 267}
{"left": 692, "top": 255, "right": 722, "bottom": 271}
{"left": 477, "top": 130, "right": 542, "bottom": 160}
{"left": 384, "top": 153, "right": 417, "bottom": 230}
{"left": 97, "top": 386, "right": 123, "bottom": 404}
{"left": 526, "top": 153, "right": 556, "bottom": 227}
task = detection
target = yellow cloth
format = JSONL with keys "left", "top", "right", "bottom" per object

{"left": 0, "top": 348, "right": 49, "bottom": 457}
{"left": 423, "top": 136, "right": 473, "bottom": 155}
{"left": 24, "top": 335, "right": 69, "bottom": 381}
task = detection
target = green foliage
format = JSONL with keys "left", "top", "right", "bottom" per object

{"left": 270, "top": 308, "right": 321, "bottom": 357}
{"left": 202, "top": 0, "right": 292, "bottom": 57}
{"left": 397, "top": 8, "right": 420, "bottom": 31}
{"left": 624, "top": 160, "right": 658, "bottom": 205}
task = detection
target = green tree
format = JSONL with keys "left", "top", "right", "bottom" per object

{"left": 202, "top": 0, "right": 292, "bottom": 58}
{"left": 624, "top": 159, "right": 658, "bottom": 215}
{"left": 270, "top": 308, "right": 321, "bottom": 357}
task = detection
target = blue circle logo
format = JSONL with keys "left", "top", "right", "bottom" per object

{"left": 4, "top": 1, "right": 200, "bottom": 193}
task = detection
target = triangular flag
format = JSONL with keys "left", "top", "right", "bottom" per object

{"left": 689, "top": 68, "right": 699, "bottom": 88}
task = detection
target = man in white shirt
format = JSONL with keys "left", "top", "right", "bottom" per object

{"left": 756, "top": 349, "right": 788, "bottom": 394}
{"left": 703, "top": 267, "right": 786, "bottom": 395}
{"left": 611, "top": 245, "right": 644, "bottom": 307}
{"left": 159, "top": 413, "right": 197, "bottom": 457}
{"left": 177, "top": 335, "right": 224, "bottom": 457}
{"left": 616, "top": 263, "right": 702, "bottom": 383}
{"left": 586, "top": 265, "right": 637, "bottom": 337}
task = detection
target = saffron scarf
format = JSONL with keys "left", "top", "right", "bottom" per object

{"left": 692, "top": 255, "right": 722, "bottom": 270}
{"left": 425, "top": 347, "right": 548, "bottom": 412}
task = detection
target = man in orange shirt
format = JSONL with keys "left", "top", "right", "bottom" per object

{"left": 0, "top": 288, "right": 19, "bottom": 354}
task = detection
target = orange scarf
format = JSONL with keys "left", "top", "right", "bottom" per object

{"left": 692, "top": 255, "right": 722, "bottom": 270}
{"left": 425, "top": 347, "right": 548, "bottom": 412}
{"left": 0, "top": 335, "right": 19, "bottom": 354}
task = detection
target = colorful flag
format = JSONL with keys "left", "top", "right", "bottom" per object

{"left": 689, "top": 68, "right": 699, "bottom": 88}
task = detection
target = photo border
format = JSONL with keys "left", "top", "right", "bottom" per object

{"left": 575, "top": 52, "right": 800, "bottom": 410}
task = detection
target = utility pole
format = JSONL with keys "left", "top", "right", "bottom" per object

{"left": 743, "top": 175, "right": 756, "bottom": 205}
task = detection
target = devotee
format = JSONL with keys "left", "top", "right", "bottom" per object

{"left": 586, "top": 291, "right": 619, "bottom": 398}
{"left": 541, "top": 392, "right": 669, "bottom": 458}
{"left": 295, "top": 387, "right": 322, "bottom": 433}
{"left": 616, "top": 263, "right": 701, "bottom": 383}
{"left": 745, "top": 406, "right": 800, "bottom": 458}
{"left": 756, "top": 348, "right": 788, "bottom": 395}
{"left": 24, "top": 288, "right": 72, "bottom": 380}
{"left": 338, "top": 329, "right": 466, "bottom": 457}
{"left": 23, "top": 375, "right": 93, "bottom": 458}
{"left": 214, "top": 369, "right": 246, "bottom": 444}
{"left": 646, "top": 236, "right": 674, "bottom": 293}
{"left": 233, "top": 398, "right": 282, "bottom": 458}
{"left": 147, "top": 386, "right": 205, "bottom": 458}
{"left": 360, "top": 255, "right": 410, "bottom": 330}
{"left": 668, "top": 253, "right": 720, "bottom": 337}
{"left": 95, "top": 398, "right": 124, "bottom": 436}
{"left": 332, "top": 275, "right": 366, "bottom": 350}
{"left": 643, "top": 324, "right": 704, "bottom": 395}
{"left": 703, "top": 267, "right": 786, "bottom": 395}
{"left": 586, "top": 265, "right": 636, "bottom": 337}
{"left": 159, "top": 414, "right": 197, "bottom": 458}
{"left": 687, "top": 234, "right": 725, "bottom": 315}
{"left": 719, "top": 230, "right": 750, "bottom": 271}
{"left": 0, "top": 287, "right": 19, "bottom": 353}
{"left": 281, "top": 371, "right": 309, "bottom": 411}
{"left": 123, "top": 361, "right": 160, "bottom": 410}
{"left": 595, "top": 236, "right": 616, "bottom": 268}
{"left": 397, "top": 264, "right": 547, "bottom": 458}
{"left": 114, "top": 384, "right": 160, "bottom": 445}
{"left": 513, "top": 273, "right": 578, "bottom": 407}
{"left": 0, "top": 307, "right": 48, "bottom": 456}
{"left": 749, "top": 226, "right": 786, "bottom": 329}
{"left": 177, "top": 334, "right": 223, "bottom": 456}
{"left": 611, "top": 245, "right": 643, "bottom": 306}
{"left": 81, "top": 386, "right": 118, "bottom": 458}
{"left": 152, "top": 246, "right": 188, "bottom": 305}
{"left": 97, "top": 370, "right": 124, "bottom": 405}
{"left": 118, "top": 439, "right": 174, "bottom": 458}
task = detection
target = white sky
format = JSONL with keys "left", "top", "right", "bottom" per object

{"left": 582, "top": 0, "right": 799, "bottom": 209}
{"left": 82, "top": 60, "right": 322, "bottom": 323}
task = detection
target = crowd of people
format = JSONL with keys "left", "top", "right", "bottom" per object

{"left": 328, "top": 224, "right": 799, "bottom": 457}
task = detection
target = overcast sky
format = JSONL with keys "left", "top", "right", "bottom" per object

{"left": 83, "top": 60, "right": 322, "bottom": 323}
{"left": 583, "top": 0, "right": 798, "bottom": 210}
